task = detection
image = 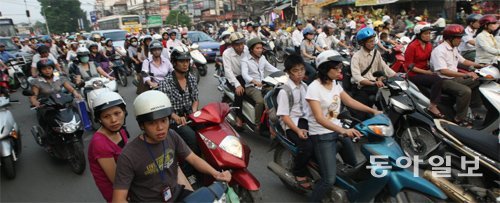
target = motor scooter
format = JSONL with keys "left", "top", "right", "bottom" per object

{"left": 183, "top": 181, "right": 228, "bottom": 203}
{"left": 262, "top": 38, "right": 278, "bottom": 67}
{"left": 5, "top": 58, "right": 29, "bottom": 90}
{"left": 23, "top": 90, "right": 86, "bottom": 174}
{"left": 189, "top": 44, "right": 208, "bottom": 77}
{"left": 184, "top": 102, "right": 262, "bottom": 202}
{"left": 81, "top": 77, "right": 118, "bottom": 130}
{"left": 268, "top": 110, "right": 448, "bottom": 202}
{"left": 110, "top": 54, "right": 128, "bottom": 87}
{"left": 0, "top": 90, "right": 21, "bottom": 179}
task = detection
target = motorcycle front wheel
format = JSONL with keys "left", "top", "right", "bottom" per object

{"left": 117, "top": 70, "right": 128, "bottom": 87}
{"left": 1, "top": 155, "right": 16, "bottom": 179}
{"left": 233, "top": 184, "right": 262, "bottom": 203}
{"left": 198, "top": 64, "right": 207, "bottom": 76}
{"left": 398, "top": 125, "right": 437, "bottom": 158}
{"left": 376, "top": 189, "right": 445, "bottom": 203}
{"left": 68, "top": 141, "right": 86, "bottom": 175}
{"left": 266, "top": 53, "right": 278, "bottom": 67}
{"left": 16, "top": 74, "right": 29, "bottom": 90}
{"left": 273, "top": 145, "right": 308, "bottom": 194}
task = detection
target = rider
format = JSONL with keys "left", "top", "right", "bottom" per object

{"left": 316, "top": 23, "right": 350, "bottom": 50}
{"left": 180, "top": 31, "right": 191, "bottom": 46}
{"left": 0, "top": 43, "right": 15, "bottom": 63}
{"left": 241, "top": 37, "right": 280, "bottom": 128}
{"left": 139, "top": 35, "right": 153, "bottom": 61}
{"left": 88, "top": 92, "right": 129, "bottom": 203}
{"left": 430, "top": 24, "right": 485, "bottom": 127}
{"left": 459, "top": 14, "right": 483, "bottom": 61}
{"left": 31, "top": 45, "right": 63, "bottom": 77}
{"left": 69, "top": 47, "right": 114, "bottom": 87}
{"left": 127, "top": 37, "right": 142, "bottom": 73}
{"left": 166, "top": 31, "right": 183, "bottom": 51}
{"left": 405, "top": 22, "right": 445, "bottom": 118}
{"left": 301, "top": 27, "right": 324, "bottom": 84}
{"left": 218, "top": 30, "right": 232, "bottom": 55}
{"left": 112, "top": 90, "right": 231, "bottom": 202}
{"left": 292, "top": 20, "right": 304, "bottom": 54}
{"left": 306, "top": 50, "right": 381, "bottom": 202}
{"left": 142, "top": 40, "right": 173, "bottom": 89}
{"left": 474, "top": 14, "right": 500, "bottom": 65}
{"left": 66, "top": 41, "right": 79, "bottom": 62}
{"left": 161, "top": 32, "right": 169, "bottom": 48}
{"left": 350, "top": 27, "right": 396, "bottom": 121}
{"left": 103, "top": 39, "right": 116, "bottom": 58}
{"left": 88, "top": 42, "right": 111, "bottom": 73}
{"left": 223, "top": 32, "right": 249, "bottom": 128}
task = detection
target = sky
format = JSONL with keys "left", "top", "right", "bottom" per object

{"left": 0, "top": 0, "right": 95, "bottom": 24}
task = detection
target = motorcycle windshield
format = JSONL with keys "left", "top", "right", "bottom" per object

{"left": 189, "top": 102, "right": 230, "bottom": 124}
{"left": 49, "top": 93, "right": 73, "bottom": 107}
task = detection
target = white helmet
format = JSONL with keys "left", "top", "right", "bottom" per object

{"left": 316, "top": 50, "right": 348, "bottom": 68}
{"left": 152, "top": 34, "right": 162, "bottom": 41}
{"left": 91, "top": 92, "right": 126, "bottom": 122}
{"left": 219, "top": 31, "right": 232, "bottom": 40}
{"left": 134, "top": 90, "right": 172, "bottom": 123}
{"left": 478, "top": 66, "right": 500, "bottom": 79}
{"left": 413, "top": 22, "right": 432, "bottom": 35}
{"left": 414, "top": 16, "right": 422, "bottom": 22}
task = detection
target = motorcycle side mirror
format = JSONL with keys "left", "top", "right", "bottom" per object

{"left": 372, "top": 71, "right": 385, "bottom": 78}
{"left": 22, "top": 89, "right": 34, "bottom": 96}
{"left": 140, "top": 71, "right": 149, "bottom": 77}
{"left": 406, "top": 64, "right": 415, "bottom": 73}
{"left": 337, "top": 110, "right": 352, "bottom": 120}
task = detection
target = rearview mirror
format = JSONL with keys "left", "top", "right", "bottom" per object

{"left": 337, "top": 110, "right": 352, "bottom": 120}
{"left": 372, "top": 71, "right": 385, "bottom": 78}
{"left": 407, "top": 64, "right": 415, "bottom": 73}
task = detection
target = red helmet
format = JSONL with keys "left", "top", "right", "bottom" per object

{"left": 442, "top": 24, "right": 465, "bottom": 38}
{"left": 479, "top": 14, "right": 497, "bottom": 27}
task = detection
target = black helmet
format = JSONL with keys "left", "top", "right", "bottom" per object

{"left": 36, "top": 59, "right": 56, "bottom": 73}
{"left": 36, "top": 45, "right": 50, "bottom": 54}
{"left": 466, "top": 14, "right": 483, "bottom": 25}
{"left": 170, "top": 46, "right": 191, "bottom": 62}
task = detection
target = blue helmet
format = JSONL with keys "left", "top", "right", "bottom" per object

{"left": 295, "top": 20, "right": 303, "bottom": 26}
{"left": 356, "top": 27, "right": 376, "bottom": 42}
{"left": 302, "top": 27, "right": 314, "bottom": 36}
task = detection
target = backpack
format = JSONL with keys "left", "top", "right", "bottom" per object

{"left": 264, "top": 82, "right": 297, "bottom": 134}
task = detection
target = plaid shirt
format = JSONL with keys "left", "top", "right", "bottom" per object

{"left": 158, "top": 72, "right": 198, "bottom": 116}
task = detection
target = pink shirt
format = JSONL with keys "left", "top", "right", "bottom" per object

{"left": 88, "top": 129, "right": 128, "bottom": 202}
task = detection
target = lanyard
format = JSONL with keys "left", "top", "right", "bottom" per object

{"left": 143, "top": 136, "right": 168, "bottom": 182}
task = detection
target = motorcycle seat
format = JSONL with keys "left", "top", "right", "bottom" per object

{"left": 443, "top": 123, "right": 499, "bottom": 162}
{"left": 416, "top": 85, "right": 455, "bottom": 104}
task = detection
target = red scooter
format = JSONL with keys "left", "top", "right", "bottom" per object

{"left": 186, "top": 102, "right": 261, "bottom": 202}
{"left": 390, "top": 44, "right": 406, "bottom": 73}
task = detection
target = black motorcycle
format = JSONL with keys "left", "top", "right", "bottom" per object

{"left": 111, "top": 54, "right": 128, "bottom": 87}
{"left": 263, "top": 39, "right": 278, "bottom": 67}
{"left": 22, "top": 90, "right": 86, "bottom": 174}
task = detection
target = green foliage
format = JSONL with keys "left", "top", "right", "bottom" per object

{"left": 165, "top": 10, "right": 192, "bottom": 27}
{"left": 33, "top": 21, "right": 47, "bottom": 34}
{"left": 38, "top": 0, "right": 90, "bottom": 33}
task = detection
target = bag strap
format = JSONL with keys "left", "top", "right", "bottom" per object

{"left": 281, "top": 85, "right": 294, "bottom": 113}
{"left": 361, "top": 49, "right": 377, "bottom": 77}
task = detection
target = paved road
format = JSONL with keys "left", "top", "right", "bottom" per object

{"left": 0, "top": 62, "right": 308, "bottom": 202}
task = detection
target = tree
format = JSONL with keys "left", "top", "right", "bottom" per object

{"left": 33, "top": 21, "right": 47, "bottom": 35}
{"left": 165, "top": 10, "right": 192, "bottom": 27}
{"left": 38, "top": 0, "right": 90, "bottom": 33}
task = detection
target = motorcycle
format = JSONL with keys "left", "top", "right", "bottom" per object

{"left": 389, "top": 44, "right": 407, "bottom": 73}
{"left": 5, "top": 58, "right": 29, "bottom": 90}
{"left": 268, "top": 110, "right": 448, "bottom": 202}
{"left": 0, "top": 91, "right": 21, "bottom": 179}
{"left": 183, "top": 181, "right": 228, "bottom": 203}
{"left": 23, "top": 90, "right": 86, "bottom": 174}
{"left": 262, "top": 38, "right": 278, "bottom": 67}
{"left": 189, "top": 43, "right": 208, "bottom": 77}
{"left": 110, "top": 54, "right": 128, "bottom": 87}
{"left": 81, "top": 77, "right": 118, "bottom": 130}
{"left": 217, "top": 71, "right": 287, "bottom": 136}
{"left": 184, "top": 102, "right": 262, "bottom": 202}
{"left": 424, "top": 118, "right": 500, "bottom": 202}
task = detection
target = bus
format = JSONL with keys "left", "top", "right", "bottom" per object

{"left": 0, "top": 18, "right": 16, "bottom": 37}
{"left": 97, "top": 15, "right": 142, "bottom": 34}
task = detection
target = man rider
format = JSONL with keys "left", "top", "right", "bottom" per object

{"left": 0, "top": 43, "right": 15, "bottom": 62}
{"left": 223, "top": 32, "right": 249, "bottom": 128}
{"left": 31, "top": 45, "right": 62, "bottom": 77}
{"left": 241, "top": 37, "right": 280, "bottom": 129}
{"left": 112, "top": 90, "right": 231, "bottom": 202}
{"left": 166, "top": 31, "right": 183, "bottom": 52}
{"left": 459, "top": 14, "right": 482, "bottom": 61}
{"left": 350, "top": 27, "right": 396, "bottom": 121}
{"left": 292, "top": 20, "right": 304, "bottom": 54}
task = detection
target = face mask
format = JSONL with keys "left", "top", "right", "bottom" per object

{"left": 79, "top": 56, "right": 89, "bottom": 63}
{"left": 131, "top": 42, "right": 138, "bottom": 46}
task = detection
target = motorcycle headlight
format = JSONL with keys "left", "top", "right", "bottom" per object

{"left": 92, "top": 80, "right": 104, "bottom": 89}
{"left": 368, "top": 124, "right": 394, "bottom": 137}
{"left": 54, "top": 120, "right": 80, "bottom": 133}
{"left": 219, "top": 135, "right": 243, "bottom": 158}
{"left": 201, "top": 48, "right": 212, "bottom": 52}
{"left": 199, "top": 133, "right": 217, "bottom": 149}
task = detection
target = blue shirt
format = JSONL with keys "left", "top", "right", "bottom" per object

{"left": 0, "top": 51, "right": 15, "bottom": 62}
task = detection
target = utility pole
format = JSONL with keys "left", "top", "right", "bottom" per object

{"left": 143, "top": 0, "right": 148, "bottom": 31}
{"left": 24, "top": 0, "right": 32, "bottom": 34}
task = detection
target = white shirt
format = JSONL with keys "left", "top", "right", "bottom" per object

{"left": 222, "top": 46, "right": 249, "bottom": 88}
{"left": 66, "top": 50, "right": 77, "bottom": 61}
{"left": 276, "top": 79, "right": 309, "bottom": 130}
{"left": 241, "top": 54, "right": 279, "bottom": 88}
{"left": 316, "top": 33, "right": 340, "bottom": 50}
{"left": 432, "top": 18, "right": 446, "bottom": 28}
{"left": 475, "top": 30, "right": 500, "bottom": 64}
{"left": 459, "top": 26, "right": 476, "bottom": 52}
{"left": 348, "top": 20, "right": 356, "bottom": 30}
{"left": 292, "top": 29, "right": 304, "bottom": 47}
{"left": 166, "top": 39, "right": 183, "bottom": 51}
{"left": 31, "top": 53, "right": 59, "bottom": 68}
{"left": 430, "top": 42, "right": 466, "bottom": 79}
{"left": 305, "top": 79, "right": 344, "bottom": 135}
{"left": 21, "top": 45, "right": 33, "bottom": 53}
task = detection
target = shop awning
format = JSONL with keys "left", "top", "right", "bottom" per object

{"left": 355, "top": 0, "right": 398, "bottom": 6}
{"left": 315, "top": 0, "right": 339, "bottom": 7}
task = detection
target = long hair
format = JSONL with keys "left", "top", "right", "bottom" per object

{"left": 317, "top": 60, "right": 341, "bottom": 84}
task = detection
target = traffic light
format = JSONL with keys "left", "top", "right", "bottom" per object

{"left": 26, "top": 10, "right": 30, "bottom": 17}
{"left": 0, "top": 11, "right": 2, "bottom": 17}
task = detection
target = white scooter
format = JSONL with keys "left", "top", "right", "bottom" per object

{"left": 189, "top": 43, "right": 208, "bottom": 77}
{"left": 0, "top": 95, "right": 21, "bottom": 179}
{"left": 5, "top": 58, "right": 29, "bottom": 90}
{"left": 82, "top": 77, "right": 117, "bottom": 129}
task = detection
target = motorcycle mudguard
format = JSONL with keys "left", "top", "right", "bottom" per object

{"left": 386, "top": 169, "right": 447, "bottom": 199}
{"left": 230, "top": 168, "right": 260, "bottom": 191}
{"left": 407, "top": 111, "right": 435, "bottom": 127}
{"left": 0, "top": 138, "right": 13, "bottom": 157}
{"left": 77, "top": 100, "right": 92, "bottom": 131}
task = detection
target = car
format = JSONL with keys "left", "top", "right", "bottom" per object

{"left": 90, "top": 30, "right": 127, "bottom": 55}
{"left": 0, "top": 37, "right": 32, "bottom": 62}
{"left": 187, "top": 31, "right": 219, "bottom": 61}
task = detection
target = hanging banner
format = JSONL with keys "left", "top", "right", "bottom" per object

{"left": 160, "top": 0, "right": 170, "bottom": 21}
{"left": 355, "top": 0, "right": 397, "bottom": 6}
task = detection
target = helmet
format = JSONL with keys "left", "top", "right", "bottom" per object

{"left": 76, "top": 47, "right": 90, "bottom": 56}
{"left": 171, "top": 45, "right": 191, "bottom": 61}
{"left": 229, "top": 32, "right": 245, "bottom": 44}
{"left": 141, "top": 35, "right": 153, "bottom": 42}
{"left": 134, "top": 90, "right": 173, "bottom": 123}
{"left": 295, "top": 20, "right": 303, "bottom": 26}
{"left": 87, "top": 42, "right": 98, "bottom": 50}
{"left": 36, "top": 45, "right": 50, "bottom": 54}
{"left": 91, "top": 91, "right": 126, "bottom": 122}
{"left": 302, "top": 27, "right": 314, "bottom": 36}
{"left": 442, "top": 24, "right": 465, "bottom": 38}
{"left": 466, "top": 14, "right": 483, "bottom": 25}
{"left": 36, "top": 59, "right": 56, "bottom": 72}
{"left": 247, "top": 37, "right": 264, "bottom": 49}
{"left": 479, "top": 14, "right": 497, "bottom": 27}
{"left": 316, "top": 50, "right": 347, "bottom": 68}
{"left": 373, "top": 20, "right": 384, "bottom": 27}
{"left": 356, "top": 27, "right": 376, "bottom": 42}
{"left": 414, "top": 16, "right": 422, "bottom": 22}
{"left": 168, "top": 30, "right": 177, "bottom": 36}
{"left": 104, "top": 38, "right": 113, "bottom": 45}
{"left": 219, "top": 31, "right": 231, "bottom": 40}
{"left": 324, "top": 23, "right": 336, "bottom": 30}
{"left": 152, "top": 34, "right": 162, "bottom": 41}
{"left": 91, "top": 33, "right": 101, "bottom": 41}
{"left": 149, "top": 40, "right": 163, "bottom": 50}
{"left": 414, "top": 22, "right": 432, "bottom": 35}
{"left": 269, "top": 23, "right": 275, "bottom": 31}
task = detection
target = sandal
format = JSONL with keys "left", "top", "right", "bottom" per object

{"left": 455, "top": 119, "right": 473, "bottom": 128}
{"left": 295, "top": 177, "right": 312, "bottom": 190}
{"left": 425, "top": 108, "right": 445, "bottom": 119}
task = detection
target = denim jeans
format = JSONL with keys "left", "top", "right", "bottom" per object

{"left": 309, "top": 132, "right": 358, "bottom": 202}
